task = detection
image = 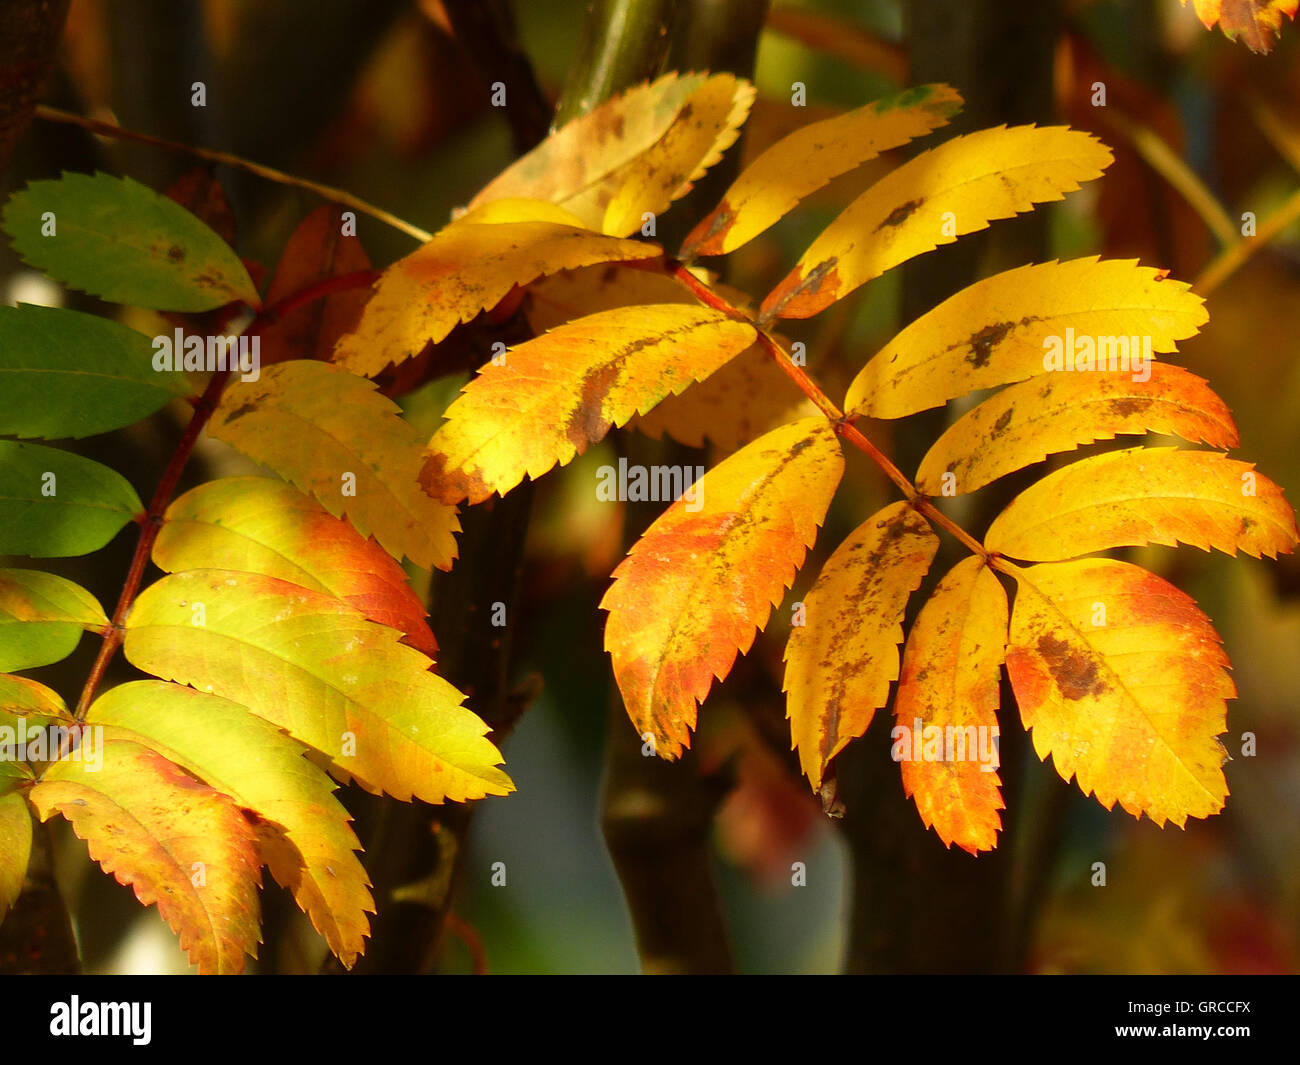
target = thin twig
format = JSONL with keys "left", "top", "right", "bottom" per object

{"left": 1196, "top": 184, "right": 1300, "bottom": 295}
{"left": 34, "top": 105, "right": 434, "bottom": 243}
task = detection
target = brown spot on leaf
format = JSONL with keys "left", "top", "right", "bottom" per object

{"left": 966, "top": 321, "right": 1015, "bottom": 368}
{"left": 1109, "top": 397, "right": 1152, "bottom": 417}
{"left": 419, "top": 450, "right": 489, "bottom": 505}
{"left": 566, "top": 362, "right": 619, "bottom": 450}
{"left": 875, "top": 198, "right": 923, "bottom": 231}
{"left": 1036, "top": 632, "right": 1106, "bottom": 700}
{"left": 993, "top": 408, "right": 1014, "bottom": 434}
{"left": 167, "top": 244, "right": 185, "bottom": 262}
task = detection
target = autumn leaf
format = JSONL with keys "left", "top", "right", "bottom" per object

{"left": 469, "top": 72, "right": 707, "bottom": 223}
{"left": 915, "top": 363, "right": 1238, "bottom": 495}
{"left": 0, "top": 782, "right": 31, "bottom": 923}
{"left": 207, "top": 360, "right": 460, "bottom": 571}
{"left": 87, "top": 681, "right": 374, "bottom": 968}
{"left": 681, "top": 83, "right": 962, "bottom": 259}
{"left": 760, "top": 127, "right": 1113, "bottom": 321}
{"left": 894, "top": 556, "right": 1007, "bottom": 855}
{"left": 153, "top": 477, "right": 435, "bottom": 657}
{"left": 123, "top": 569, "right": 512, "bottom": 803}
{"left": 845, "top": 258, "right": 1207, "bottom": 419}
{"left": 603, "top": 418, "right": 843, "bottom": 757}
{"left": 31, "top": 736, "right": 263, "bottom": 974}
{"left": 332, "top": 213, "right": 656, "bottom": 377}
{"left": 1180, "top": 0, "right": 1297, "bottom": 52}
{"left": 601, "top": 74, "right": 755, "bottom": 238}
{"left": 0, "top": 568, "right": 107, "bottom": 671}
{"left": 1003, "top": 558, "right": 1233, "bottom": 825}
{"left": 984, "top": 447, "right": 1299, "bottom": 561}
{"left": 420, "top": 304, "right": 756, "bottom": 504}
{"left": 783, "top": 501, "right": 938, "bottom": 791}
{"left": 260, "top": 205, "right": 373, "bottom": 366}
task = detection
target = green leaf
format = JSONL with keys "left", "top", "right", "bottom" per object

{"left": 0, "top": 440, "right": 142, "bottom": 557}
{"left": 87, "top": 680, "right": 374, "bottom": 967}
{"left": 0, "top": 789, "right": 33, "bottom": 923}
{"left": 0, "top": 305, "right": 189, "bottom": 439}
{"left": 0, "top": 568, "right": 108, "bottom": 671}
{"left": 2, "top": 172, "right": 260, "bottom": 312}
{"left": 0, "top": 673, "right": 68, "bottom": 731}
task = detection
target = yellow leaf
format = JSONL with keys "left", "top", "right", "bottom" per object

{"left": 1004, "top": 558, "right": 1233, "bottom": 826}
{"left": 894, "top": 556, "right": 1007, "bottom": 854}
{"left": 420, "top": 305, "right": 756, "bottom": 504}
{"left": 916, "top": 363, "right": 1238, "bottom": 495}
{"left": 681, "top": 83, "right": 962, "bottom": 259}
{"left": 783, "top": 501, "right": 938, "bottom": 791}
{"left": 984, "top": 447, "right": 1300, "bottom": 561}
{"left": 602, "top": 74, "right": 756, "bottom": 238}
{"left": 1181, "top": 0, "right": 1297, "bottom": 52}
{"left": 0, "top": 790, "right": 30, "bottom": 923}
{"left": 630, "top": 342, "right": 819, "bottom": 450}
{"left": 845, "top": 258, "right": 1207, "bottom": 419}
{"left": 124, "top": 569, "right": 513, "bottom": 804}
{"left": 31, "top": 737, "right": 263, "bottom": 974}
{"left": 87, "top": 681, "right": 374, "bottom": 968}
{"left": 332, "top": 219, "right": 657, "bottom": 377}
{"left": 469, "top": 72, "right": 707, "bottom": 224}
{"left": 602, "top": 418, "right": 843, "bottom": 757}
{"left": 760, "top": 127, "right": 1113, "bottom": 321}
{"left": 208, "top": 360, "right": 460, "bottom": 571}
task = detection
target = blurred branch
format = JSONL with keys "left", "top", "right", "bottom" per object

{"left": 1196, "top": 184, "right": 1300, "bottom": 295}
{"left": 34, "top": 105, "right": 434, "bottom": 242}
{"left": 1106, "top": 108, "right": 1239, "bottom": 247}
{"left": 764, "top": 6, "right": 907, "bottom": 83}
{"left": 0, "top": 823, "right": 80, "bottom": 974}
{"left": 0, "top": 0, "right": 69, "bottom": 173}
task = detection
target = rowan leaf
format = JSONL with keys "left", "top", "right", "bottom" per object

{"left": 207, "top": 360, "right": 459, "bottom": 571}
{"left": 154, "top": 477, "right": 435, "bottom": 657}
{"left": 682, "top": 83, "right": 962, "bottom": 259}
{"left": 916, "top": 363, "right": 1238, "bottom": 495}
{"left": 985, "top": 447, "right": 1300, "bottom": 561}
{"left": 30, "top": 736, "right": 263, "bottom": 974}
{"left": 469, "top": 72, "right": 707, "bottom": 224}
{"left": 845, "top": 258, "right": 1208, "bottom": 418}
{"left": 602, "top": 418, "right": 844, "bottom": 758}
{"left": 332, "top": 215, "right": 656, "bottom": 377}
{"left": 783, "top": 501, "right": 939, "bottom": 791}
{"left": 0, "top": 440, "right": 142, "bottom": 557}
{"left": 123, "top": 569, "right": 513, "bottom": 803}
{"left": 0, "top": 568, "right": 107, "bottom": 672}
{"left": 1004, "top": 558, "right": 1233, "bottom": 825}
{"left": 259, "top": 205, "right": 372, "bottom": 366}
{"left": 1, "top": 171, "right": 260, "bottom": 312}
{"left": 629, "top": 342, "right": 819, "bottom": 450}
{"left": 894, "top": 556, "right": 1007, "bottom": 854}
{"left": 86, "top": 681, "right": 374, "bottom": 968}
{"left": 1181, "top": 0, "right": 1297, "bottom": 52}
{"left": 760, "top": 127, "right": 1113, "bottom": 321}
{"left": 420, "top": 304, "right": 756, "bottom": 504}
{"left": 0, "top": 673, "right": 69, "bottom": 723}
{"left": 0, "top": 305, "right": 189, "bottom": 439}
{"left": 0, "top": 782, "right": 33, "bottom": 923}
{"left": 601, "top": 74, "right": 756, "bottom": 238}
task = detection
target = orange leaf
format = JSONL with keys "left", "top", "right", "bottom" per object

{"left": 1004, "top": 558, "right": 1233, "bottom": 826}
{"left": 1181, "top": 0, "right": 1297, "bottom": 52}
{"left": 31, "top": 737, "right": 263, "bottom": 974}
{"left": 602, "top": 418, "right": 843, "bottom": 757}
{"left": 420, "top": 304, "right": 755, "bottom": 504}
{"left": 894, "top": 556, "right": 1007, "bottom": 854}
{"left": 984, "top": 447, "right": 1300, "bottom": 561}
